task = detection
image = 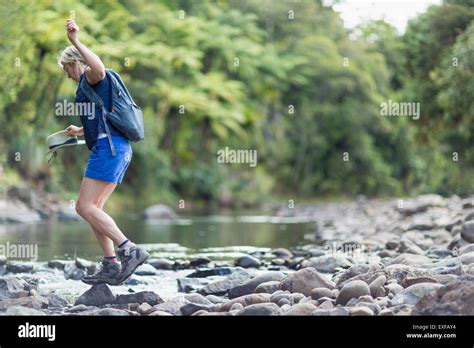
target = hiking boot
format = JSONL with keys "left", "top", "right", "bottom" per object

{"left": 81, "top": 259, "right": 121, "bottom": 285}
{"left": 115, "top": 245, "right": 150, "bottom": 284}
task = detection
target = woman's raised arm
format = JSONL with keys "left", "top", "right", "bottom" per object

{"left": 66, "top": 18, "right": 106, "bottom": 84}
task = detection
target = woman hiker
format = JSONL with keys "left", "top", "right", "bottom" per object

{"left": 58, "top": 18, "right": 149, "bottom": 285}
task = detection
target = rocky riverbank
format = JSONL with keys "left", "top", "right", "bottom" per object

{"left": 0, "top": 194, "right": 473, "bottom": 316}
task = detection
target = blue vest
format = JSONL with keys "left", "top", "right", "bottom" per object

{"left": 75, "top": 73, "right": 123, "bottom": 150}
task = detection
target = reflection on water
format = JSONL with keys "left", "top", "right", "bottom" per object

{"left": 0, "top": 214, "right": 315, "bottom": 261}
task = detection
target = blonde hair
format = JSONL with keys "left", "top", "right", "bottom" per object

{"left": 57, "top": 45, "right": 85, "bottom": 68}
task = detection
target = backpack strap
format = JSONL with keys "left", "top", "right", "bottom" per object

{"left": 79, "top": 74, "right": 116, "bottom": 156}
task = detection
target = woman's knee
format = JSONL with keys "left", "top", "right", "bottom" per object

{"left": 75, "top": 200, "right": 96, "bottom": 218}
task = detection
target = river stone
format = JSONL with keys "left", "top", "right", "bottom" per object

{"left": 458, "top": 251, "right": 474, "bottom": 265}
{"left": 0, "top": 277, "right": 34, "bottom": 299}
{"left": 219, "top": 293, "right": 272, "bottom": 312}
{"left": 234, "top": 255, "right": 261, "bottom": 268}
{"left": 280, "top": 268, "right": 334, "bottom": 296}
{"left": 425, "top": 249, "right": 453, "bottom": 259}
{"left": 312, "top": 307, "right": 350, "bottom": 316}
{"left": 448, "top": 233, "right": 470, "bottom": 250}
{"left": 47, "top": 293, "right": 69, "bottom": 308}
{"left": 461, "top": 221, "right": 474, "bottom": 243}
{"left": 228, "top": 272, "right": 284, "bottom": 299}
{"left": 177, "top": 294, "right": 207, "bottom": 307}
{"left": 458, "top": 244, "right": 474, "bottom": 255}
{"left": 254, "top": 281, "right": 281, "bottom": 294}
{"left": 148, "top": 310, "right": 174, "bottom": 316}
{"left": 369, "top": 275, "right": 387, "bottom": 298}
{"left": 75, "top": 258, "right": 95, "bottom": 271}
{"left": 151, "top": 297, "right": 189, "bottom": 316}
{"left": 336, "top": 280, "right": 371, "bottom": 306}
{"left": 6, "top": 263, "right": 34, "bottom": 274}
{"left": 277, "top": 298, "right": 291, "bottom": 307}
{"left": 0, "top": 295, "right": 48, "bottom": 310}
{"left": 198, "top": 269, "right": 252, "bottom": 296}
{"left": 272, "top": 248, "right": 293, "bottom": 259}
{"left": 419, "top": 259, "right": 465, "bottom": 276}
{"left": 143, "top": 204, "right": 177, "bottom": 220}
{"left": 148, "top": 258, "right": 174, "bottom": 270}
{"left": 75, "top": 284, "right": 116, "bottom": 307}
{"left": 134, "top": 264, "right": 159, "bottom": 276}
{"left": 397, "top": 239, "right": 425, "bottom": 255}
{"left": 92, "top": 308, "right": 129, "bottom": 316}
{"left": 190, "top": 257, "right": 212, "bottom": 268}
{"left": 282, "top": 302, "right": 318, "bottom": 316}
{"left": 391, "top": 282, "right": 444, "bottom": 306}
{"left": 402, "top": 276, "right": 438, "bottom": 288}
{"left": 383, "top": 264, "right": 436, "bottom": 284}
{"left": 67, "top": 268, "right": 87, "bottom": 281}
{"left": 311, "top": 287, "right": 334, "bottom": 301}
{"left": 115, "top": 291, "right": 163, "bottom": 306}
{"left": 137, "top": 302, "right": 153, "bottom": 315}
{"left": 349, "top": 306, "right": 374, "bottom": 316}
{"left": 180, "top": 303, "right": 215, "bottom": 316}
{"left": 412, "top": 275, "right": 474, "bottom": 315}
{"left": 187, "top": 267, "right": 240, "bottom": 278}
{"left": 292, "top": 293, "right": 306, "bottom": 304}
{"left": 270, "top": 291, "right": 291, "bottom": 305}
{"left": 387, "top": 254, "right": 432, "bottom": 266}
{"left": 66, "top": 304, "right": 97, "bottom": 313}
{"left": 271, "top": 258, "right": 286, "bottom": 266}
{"left": 406, "top": 215, "right": 435, "bottom": 231}
{"left": 236, "top": 302, "right": 282, "bottom": 316}
{"left": 386, "top": 283, "right": 404, "bottom": 296}
{"left": 205, "top": 295, "right": 227, "bottom": 304}
{"left": 335, "top": 264, "right": 372, "bottom": 288}
{"left": 301, "top": 255, "right": 352, "bottom": 273}
{"left": 4, "top": 306, "right": 46, "bottom": 315}
{"left": 0, "top": 199, "right": 42, "bottom": 223}
{"left": 177, "top": 278, "right": 206, "bottom": 293}
{"left": 47, "top": 260, "right": 70, "bottom": 270}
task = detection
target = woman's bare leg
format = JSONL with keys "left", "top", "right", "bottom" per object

{"left": 90, "top": 183, "right": 117, "bottom": 257}
{"left": 76, "top": 177, "right": 128, "bottom": 246}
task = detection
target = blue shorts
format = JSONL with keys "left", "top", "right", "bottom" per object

{"left": 84, "top": 136, "right": 132, "bottom": 184}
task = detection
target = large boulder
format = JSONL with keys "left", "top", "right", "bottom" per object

{"left": 412, "top": 275, "right": 474, "bottom": 315}
{"left": 75, "top": 284, "right": 116, "bottom": 307}
{"left": 143, "top": 204, "right": 177, "bottom": 220}
{"left": 0, "top": 199, "right": 42, "bottom": 223}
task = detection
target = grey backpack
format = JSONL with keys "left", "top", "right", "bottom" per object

{"left": 79, "top": 69, "right": 144, "bottom": 156}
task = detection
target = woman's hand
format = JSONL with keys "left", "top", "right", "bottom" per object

{"left": 66, "top": 18, "right": 79, "bottom": 43}
{"left": 65, "top": 125, "right": 83, "bottom": 137}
